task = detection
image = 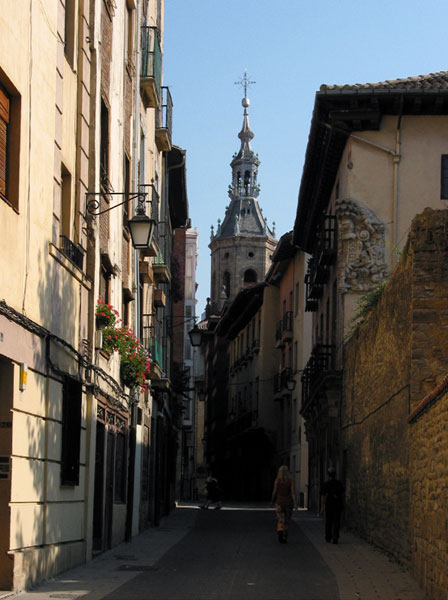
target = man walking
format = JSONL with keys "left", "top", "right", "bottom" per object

{"left": 320, "top": 467, "right": 344, "bottom": 544}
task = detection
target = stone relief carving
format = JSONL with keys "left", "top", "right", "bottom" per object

{"left": 336, "top": 198, "right": 388, "bottom": 292}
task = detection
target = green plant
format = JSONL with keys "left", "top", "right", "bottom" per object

{"left": 96, "top": 298, "right": 119, "bottom": 328}
{"left": 354, "top": 281, "right": 387, "bottom": 322}
{"left": 101, "top": 312, "right": 151, "bottom": 392}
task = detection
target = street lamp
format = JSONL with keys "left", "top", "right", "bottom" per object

{"left": 128, "top": 208, "right": 155, "bottom": 249}
{"left": 286, "top": 378, "right": 296, "bottom": 392}
{"left": 85, "top": 190, "right": 155, "bottom": 250}
{"left": 188, "top": 323, "right": 203, "bottom": 347}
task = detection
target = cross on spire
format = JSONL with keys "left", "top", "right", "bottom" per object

{"left": 235, "top": 70, "right": 256, "bottom": 98}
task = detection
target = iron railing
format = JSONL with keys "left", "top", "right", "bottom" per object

{"left": 140, "top": 26, "right": 162, "bottom": 95}
{"left": 301, "top": 344, "right": 335, "bottom": 407}
{"left": 305, "top": 215, "right": 337, "bottom": 312}
{"left": 273, "top": 367, "right": 293, "bottom": 394}
{"left": 60, "top": 235, "right": 84, "bottom": 270}
{"left": 156, "top": 86, "right": 173, "bottom": 138}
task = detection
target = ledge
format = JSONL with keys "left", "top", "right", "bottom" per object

{"left": 49, "top": 243, "right": 92, "bottom": 290}
{"left": 408, "top": 374, "right": 448, "bottom": 423}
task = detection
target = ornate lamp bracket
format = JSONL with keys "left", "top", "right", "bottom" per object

{"left": 85, "top": 191, "right": 148, "bottom": 217}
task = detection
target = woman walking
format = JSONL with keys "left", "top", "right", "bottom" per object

{"left": 271, "top": 465, "right": 297, "bottom": 543}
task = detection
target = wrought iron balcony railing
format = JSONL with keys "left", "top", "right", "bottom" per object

{"left": 304, "top": 215, "right": 337, "bottom": 312}
{"left": 60, "top": 235, "right": 84, "bottom": 271}
{"left": 275, "top": 311, "right": 293, "bottom": 345}
{"left": 143, "top": 336, "right": 164, "bottom": 372}
{"left": 273, "top": 367, "right": 293, "bottom": 395}
{"left": 140, "top": 26, "right": 162, "bottom": 108}
{"left": 155, "top": 86, "right": 173, "bottom": 151}
{"left": 301, "top": 344, "right": 335, "bottom": 407}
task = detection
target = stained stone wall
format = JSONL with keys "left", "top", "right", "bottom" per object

{"left": 342, "top": 208, "right": 448, "bottom": 598}
{"left": 409, "top": 381, "right": 448, "bottom": 600}
{"left": 342, "top": 245, "right": 412, "bottom": 564}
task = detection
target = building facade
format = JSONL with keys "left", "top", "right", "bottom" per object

{"left": 293, "top": 71, "right": 448, "bottom": 510}
{"left": 0, "top": 0, "right": 189, "bottom": 591}
{"left": 203, "top": 89, "right": 277, "bottom": 491}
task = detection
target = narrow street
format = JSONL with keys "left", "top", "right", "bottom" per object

{"left": 12, "top": 505, "right": 425, "bottom": 600}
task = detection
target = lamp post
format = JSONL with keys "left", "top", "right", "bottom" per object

{"left": 128, "top": 201, "right": 155, "bottom": 249}
{"left": 286, "top": 378, "right": 296, "bottom": 392}
{"left": 188, "top": 323, "right": 202, "bottom": 347}
{"left": 85, "top": 190, "right": 155, "bottom": 250}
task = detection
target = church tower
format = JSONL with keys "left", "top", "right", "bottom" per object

{"left": 209, "top": 77, "right": 277, "bottom": 307}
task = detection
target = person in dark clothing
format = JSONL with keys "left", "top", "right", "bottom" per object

{"left": 201, "top": 475, "right": 223, "bottom": 509}
{"left": 320, "top": 467, "right": 344, "bottom": 544}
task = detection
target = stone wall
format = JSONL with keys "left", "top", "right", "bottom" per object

{"left": 342, "top": 248, "right": 412, "bottom": 564}
{"left": 408, "top": 381, "right": 448, "bottom": 600}
{"left": 342, "top": 208, "right": 448, "bottom": 597}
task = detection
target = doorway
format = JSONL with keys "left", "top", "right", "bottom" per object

{"left": 0, "top": 358, "right": 13, "bottom": 589}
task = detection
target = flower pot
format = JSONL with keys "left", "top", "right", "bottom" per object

{"left": 96, "top": 315, "right": 110, "bottom": 330}
{"left": 120, "top": 362, "right": 136, "bottom": 389}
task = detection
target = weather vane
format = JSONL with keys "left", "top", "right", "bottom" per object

{"left": 235, "top": 70, "right": 256, "bottom": 97}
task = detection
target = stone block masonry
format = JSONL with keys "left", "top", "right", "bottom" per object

{"left": 342, "top": 208, "right": 448, "bottom": 600}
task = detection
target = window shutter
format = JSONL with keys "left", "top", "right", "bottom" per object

{"left": 0, "top": 87, "right": 9, "bottom": 199}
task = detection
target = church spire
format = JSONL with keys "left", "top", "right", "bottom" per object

{"left": 211, "top": 72, "right": 275, "bottom": 242}
{"left": 234, "top": 71, "right": 256, "bottom": 160}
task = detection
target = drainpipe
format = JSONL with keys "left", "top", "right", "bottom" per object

{"left": 392, "top": 97, "right": 404, "bottom": 266}
{"left": 126, "top": 0, "right": 142, "bottom": 543}
{"left": 337, "top": 117, "right": 402, "bottom": 265}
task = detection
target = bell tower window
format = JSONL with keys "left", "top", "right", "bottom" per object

{"left": 243, "top": 269, "right": 257, "bottom": 284}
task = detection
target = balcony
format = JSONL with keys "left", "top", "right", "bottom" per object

{"left": 144, "top": 336, "right": 164, "bottom": 379}
{"left": 60, "top": 235, "right": 84, "bottom": 271}
{"left": 153, "top": 252, "right": 171, "bottom": 283}
{"left": 140, "top": 186, "right": 160, "bottom": 258}
{"left": 304, "top": 215, "right": 337, "bottom": 312}
{"left": 155, "top": 87, "right": 173, "bottom": 152}
{"left": 275, "top": 311, "right": 293, "bottom": 347}
{"left": 139, "top": 260, "right": 154, "bottom": 284}
{"left": 273, "top": 367, "right": 294, "bottom": 398}
{"left": 140, "top": 26, "right": 162, "bottom": 109}
{"left": 153, "top": 289, "right": 165, "bottom": 307}
{"left": 301, "top": 344, "right": 338, "bottom": 409}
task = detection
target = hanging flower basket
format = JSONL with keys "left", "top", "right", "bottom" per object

{"left": 120, "top": 361, "right": 137, "bottom": 389}
{"left": 95, "top": 298, "right": 119, "bottom": 330}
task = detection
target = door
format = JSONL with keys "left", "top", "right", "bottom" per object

{"left": 92, "top": 422, "right": 105, "bottom": 552}
{"left": 0, "top": 359, "right": 13, "bottom": 589}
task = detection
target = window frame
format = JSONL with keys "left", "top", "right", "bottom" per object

{"left": 441, "top": 155, "right": 448, "bottom": 199}
{"left": 60, "top": 376, "right": 82, "bottom": 487}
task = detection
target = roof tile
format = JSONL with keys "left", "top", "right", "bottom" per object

{"left": 320, "top": 71, "right": 448, "bottom": 92}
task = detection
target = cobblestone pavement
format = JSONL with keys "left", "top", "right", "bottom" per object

{"left": 6, "top": 504, "right": 426, "bottom": 600}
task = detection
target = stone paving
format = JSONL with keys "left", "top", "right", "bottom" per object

{"left": 4, "top": 503, "right": 426, "bottom": 600}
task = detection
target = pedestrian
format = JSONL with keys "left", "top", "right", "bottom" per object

{"left": 271, "top": 465, "right": 297, "bottom": 543}
{"left": 201, "top": 474, "right": 223, "bottom": 510}
{"left": 320, "top": 467, "right": 344, "bottom": 544}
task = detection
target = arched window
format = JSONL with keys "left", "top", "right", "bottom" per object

{"left": 223, "top": 271, "right": 231, "bottom": 298}
{"left": 243, "top": 269, "right": 257, "bottom": 284}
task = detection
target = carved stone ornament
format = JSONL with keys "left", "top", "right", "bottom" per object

{"left": 336, "top": 198, "right": 388, "bottom": 292}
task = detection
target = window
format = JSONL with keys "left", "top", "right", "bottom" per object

{"left": 124, "top": 1, "right": 134, "bottom": 67}
{"left": 441, "top": 155, "right": 448, "bottom": 199}
{"left": 123, "top": 153, "right": 130, "bottom": 224}
{"left": 64, "top": 0, "right": 76, "bottom": 67}
{"left": 0, "top": 87, "right": 9, "bottom": 202}
{"left": 61, "top": 376, "right": 82, "bottom": 486}
{"left": 223, "top": 271, "right": 230, "bottom": 298}
{"left": 243, "top": 269, "right": 257, "bottom": 284}
{"left": 100, "top": 99, "right": 109, "bottom": 189}
{"left": 0, "top": 82, "right": 20, "bottom": 211}
{"left": 61, "top": 163, "right": 72, "bottom": 239}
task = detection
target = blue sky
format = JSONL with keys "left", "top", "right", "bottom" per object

{"left": 163, "top": 0, "right": 448, "bottom": 315}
